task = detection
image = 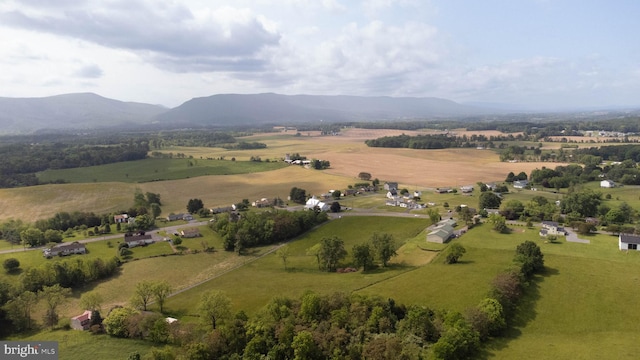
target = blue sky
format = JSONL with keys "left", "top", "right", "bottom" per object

{"left": 0, "top": 0, "right": 638, "bottom": 110}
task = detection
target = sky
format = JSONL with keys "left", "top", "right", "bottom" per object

{"left": 1, "top": 0, "right": 639, "bottom": 110}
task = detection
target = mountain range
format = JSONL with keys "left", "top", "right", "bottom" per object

{"left": 0, "top": 92, "right": 493, "bottom": 134}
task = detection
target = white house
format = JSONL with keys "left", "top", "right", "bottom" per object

{"left": 305, "top": 196, "right": 329, "bottom": 211}
{"left": 539, "top": 221, "right": 567, "bottom": 236}
{"left": 70, "top": 310, "right": 92, "bottom": 330}
{"left": 600, "top": 180, "right": 616, "bottom": 188}
{"left": 43, "top": 241, "right": 87, "bottom": 258}
{"left": 619, "top": 233, "right": 640, "bottom": 251}
{"left": 124, "top": 234, "right": 153, "bottom": 248}
{"left": 513, "top": 180, "right": 529, "bottom": 189}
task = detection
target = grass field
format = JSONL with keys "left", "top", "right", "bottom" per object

{"left": 37, "top": 158, "right": 287, "bottom": 183}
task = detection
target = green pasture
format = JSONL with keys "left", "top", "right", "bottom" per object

{"left": 163, "top": 216, "right": 429, "bottom": 316}
{"left": 37, "top": 158, "right": 286, "bottom": 184}
{"left": 12, "top": 329, "right": 155, "bottom": 360}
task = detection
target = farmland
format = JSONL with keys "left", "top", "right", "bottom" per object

{"left": 0, "top": 127, "right": 639, "bottom": 359}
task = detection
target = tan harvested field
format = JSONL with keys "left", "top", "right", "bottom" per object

{"left": 0, "top": 128, "right": 563, "bottom": 221}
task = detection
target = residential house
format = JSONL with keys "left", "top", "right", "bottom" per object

{"left": 124, "top": 234, "right": 153, "bottom": 248}
{"left": 435, "top": 187, "right": 453, "bottom": 194}
{"left": 344, "top": 189, "right": 358, "bottom": 196}
{"left": 114, "top": 214, "right": 129, "bottom": 224}
{"left": 460, "top": 185, "right": 474, "bottom": 193}
{"left": 210, "top": 206, "right": 234, "bottom": 214}
{"left": 619, "top": 233, "right": 640, "bottom": 251}
{"left": 252, "top": 198, "right": 272, "bottom": 208}
{"left": 539, "top": 221, "right": 567, "bottom": 236}
{"left": 386, "top": 189, "right": 398, "bottom": 199}
{"left": 43, "top": 241, "right": 87, "bottom": 258}
{"left": 166, "top": 213, "right": 194, "bottom": 221}
{"left": 384, "top": 182, "right": 398, "bottom": 191}
{"left": 180, "top": 228, "right": 201, "bottom": 238}
{"left": 305, "top": 196, "right": 330, "bottom": 211}
{"left": 513, "top": 180, "right": 529, "bottom": 189}
{"left": 70, "top": 310, "right": 92, "bottom": 331}
{"left": 600, "top": 180, "right": 616, "bottom": 188}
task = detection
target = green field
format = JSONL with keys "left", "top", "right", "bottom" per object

{"left": 37, "top": 157, "right": 286, "bottom": 184}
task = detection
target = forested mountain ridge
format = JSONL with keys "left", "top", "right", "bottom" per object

{"left": 0, "top": 93, "right": 166, "bottom": 134}
{"left": 0, "top": 93, "right": 492, "bottom": 133}
{"left": 154, "top": 93, "right": 492, "bottom": 126}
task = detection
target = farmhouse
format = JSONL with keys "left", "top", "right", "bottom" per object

{"left": 435, "top": 187, "right": 453, "bottom": 194}
{"left": 384, "top": 182, "right": 398, "bottom": 191}
{"left": 600, "top": 180, "right": 616, "bottom": 188}
{"left": 619, "top": 233, "right": 640, "bottom": 251}
{"left": 114, "top": 214, "right": 129, "bottom": 223}
{"left": 305, "top": 196, "right": 329, "bottom": 211}
{"left": 124, "top": 233, "right": 153, "bottom": 247}
{"left": 539, "top": 221, "right": 567, "bottom": 236}
{"left": 252, "top": 198, "right": 272, "bottom": 208}
{"left": 513, "top": 180, "right": 529, "bottom": 189}
{"left": 180, "top": 228, "right": 201, "bottom": 238}
{"left": 70, "top": 310, "right": 92, "bottom": 331}
{"left": 43, "top": 241, "right": 86, "bottom": 258}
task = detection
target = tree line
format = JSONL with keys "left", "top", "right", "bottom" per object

{"left": 210, "top": 209, "right": 329, "bottom": 253}
{"left": 0, "top": 140, "right": 149, "bottom": 188}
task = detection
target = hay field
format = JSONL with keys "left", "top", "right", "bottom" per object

{"left": 0, "top": 128, "right": 559, "bottom": 221}
{"left": 0, "top": 166, "right": 354, "bottom": 221}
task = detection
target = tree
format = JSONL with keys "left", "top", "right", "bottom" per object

{"left": 80, "top": 291, "right": 103, "bottom": 311}
{"left": 198, "top": 290, "right": 232, "bottom": 330}
{"left": 289, "top": 187, "right": 307, "bottom": 204}
{"left": 146, "top": 192, "right": 162, "bottom": 206}
{"left": 131, "top": 280, "right": 155, "bottom": 311}
{"left": 276, "top": 245, "right": 290, "bottom": 270}
{"left": 20, "top": 228, "right": 45, "bottom": 247}
{"left": 292, "top": 330, "right": 322, "bottom": 360}
{"left": 487, "top": 213, "right": 507, "bottom": 233}
{"left": 478, "top": 192, "right": 502, "bottom": 210}
{"left": 445, "top": 243, "right": 466, "bottom": 264}
{"left": 150, "top": 203, "right": 162, "bottom": 219}
{"left": 39, "top": 284, "right": 72, "bottom": 328}
{"left": 318, "top": 236, "right": 347, "bottom": 272}
{"left": 330, "top": 201, "right": 341, "bottom": 213}
{"left": 371, "top": 233, "right": 397, "bottom": 267}
{"left": 605, "top": 208, "right": 627, "bottom": 225}
{"left": 134, "top": 214, "right": 155, "bottom": 231}
{"left": 104, "top": 307, "right": 138, "bottom": 337}
{"left": 43, "top": 229, "right": 63, "bottom": 243}
{"left": 458, "top": 207, "right": 473, "bottom": 226}
{"left": 3, "top": 258, "right": 20, "bottom": 273}
{"left": 501, "top": 199, "right": 525, "bottom": 220}
{"left": 358, "top": 172, "right": 372, "bottom": 181}
{"left": 427, "top": 208, "right": 441, "bottom": 224}
{"left": 152, "top": 281, "right": 172, "bottom": 313}
{"left": 515, "top": 240, "right": 544, "bottom": 277}
{"left": 352, "top": 243, "right": 375, "bottom": 271}
{"left": 187, "top": 198, "right": 204, "bottom": 214}
{"left": 5, "top": 291, "right": 37, "bottom": 331}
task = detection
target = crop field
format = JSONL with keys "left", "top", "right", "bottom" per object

{"left": 37, "top": 157, "right": 287, "bottom": 183}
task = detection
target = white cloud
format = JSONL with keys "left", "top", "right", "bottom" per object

{"left": 0, "top": 1, "right": 281, "bottom": 72}
{"left": 73, "top": 64, "right": 104, "bottom": 79}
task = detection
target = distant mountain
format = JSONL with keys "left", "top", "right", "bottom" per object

{"left": 154, "top": 93, "right": 493, "bottom": 126}
{"left": 0, "top": 93, "right": 166, "bottom": 133}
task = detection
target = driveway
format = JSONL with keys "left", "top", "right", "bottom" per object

{"left": 565, "top": 228, "right": 590, "bottom": 244}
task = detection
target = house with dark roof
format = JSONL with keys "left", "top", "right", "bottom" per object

{"left": 540, "top": 221, "right": 566, "bottom": 236}
{"left": 124, "top": 234, "right": 153, "bottom": 248}
{"left": 619, "top": 233, "right": 640, "bottom": 251}
{"left": 180, "top": 228, "right": 201, "bottom": 238}
{"left": 384, "top": 182, "right": 398, "bottom": 191}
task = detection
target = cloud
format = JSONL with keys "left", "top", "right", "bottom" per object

{"left": 0, "top": 1, "right": 281, "bottom": 72}
{"left": 73, "top": 64, "right": 104, "bottom": 78}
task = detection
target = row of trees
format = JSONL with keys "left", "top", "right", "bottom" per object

{"left": 211, "top": 209, "right": 328, "bottom": 253}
